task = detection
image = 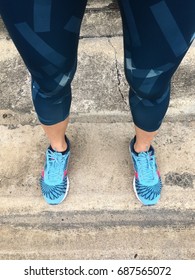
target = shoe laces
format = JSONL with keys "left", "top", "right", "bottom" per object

{"left": 136, "top": 151, "right": 157, "bottom": 184}
{"left": 46, "top": 150, "right": 67, "bottom": 182}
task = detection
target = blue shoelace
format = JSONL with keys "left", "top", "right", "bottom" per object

{"left": 46, "top": 150, "right": 67, "bottom": 183}
{"left": 135, "top": 151, "right": 157, "bottom": 185}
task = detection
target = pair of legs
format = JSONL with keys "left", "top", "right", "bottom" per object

{"left": 42, "top": 119, "right": 156, "bottom": 153}
{"left": 0, "top": 0, "right": 194, "bottom": 204}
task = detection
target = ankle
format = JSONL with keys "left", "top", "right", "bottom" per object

{"left": 51, "top": 142, "right": 67, "bottom": 153}
{"left": 134, "top": 142, "right": 150, "bottom": 153}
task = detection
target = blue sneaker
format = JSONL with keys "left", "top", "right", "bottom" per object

{"left": 40, "top": 136, "right": 70, "bottom": 205}
{"left": 130, "top": 137, "right": 162, "bottom": 205}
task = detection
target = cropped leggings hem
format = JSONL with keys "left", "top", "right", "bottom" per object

{"left": 0, "top": 0, "right": 194, "bottom": 131}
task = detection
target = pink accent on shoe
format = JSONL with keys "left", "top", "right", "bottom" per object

{"left": 64, "top": 170, "right": 67, "bottom": 176}
{"left": 157, "top": 170, "right": 161, "bottom": 177}
{"left": 41, "top": 170, "right": 44, "bottom": 177}
{"left": 135, "top": 171, "right": 138, "bottom": 179}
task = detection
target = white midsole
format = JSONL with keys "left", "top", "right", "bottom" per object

{"left": 129, "top": 144, "right": 144, "bottom": 204}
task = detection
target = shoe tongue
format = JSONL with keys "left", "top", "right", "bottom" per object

{"left": 49, "top": 151, "right": 63, "bottom": 161}
{"left": 139, "top": 149, "right": 151, "bottom": 155}
{"left": 149, "top": 150, "right": 153, "bottom": 156}
{"left": 138, "top": 150, "right": 153, "bottom": 159}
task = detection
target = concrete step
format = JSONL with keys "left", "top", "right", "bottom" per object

{"left": 0, "top": 210, "right": 194, "bottom": 260}
{"left": 0, "top": 1, "right": 120, "bottom": 40}
{"left": 0, "top": 122, "right": 194, "bottom": 259}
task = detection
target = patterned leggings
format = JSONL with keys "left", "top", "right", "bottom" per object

{"left": 0, "top": 0, "right": 194, "bottom": 131}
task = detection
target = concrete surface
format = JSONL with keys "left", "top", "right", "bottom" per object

{"left": 0, "top": 0, "right": 195, "bottom": 260}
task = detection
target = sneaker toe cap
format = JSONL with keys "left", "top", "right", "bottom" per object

{"left": 40, "top": 177, "right": 69, "bottom": 205}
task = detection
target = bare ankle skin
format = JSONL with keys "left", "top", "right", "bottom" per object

{"left": 134, "top": 125, "right": 158, "bottom": 153}
{"left": 41, "top": 117, "right": 69, "bottom": 152}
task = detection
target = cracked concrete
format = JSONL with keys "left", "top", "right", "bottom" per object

{"left": 107, "top": 37, "right": 127, "bottom": 105}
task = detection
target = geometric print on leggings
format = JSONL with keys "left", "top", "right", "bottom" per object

{"left": 129, "top": 86, "right": 170, "bottom": 108}
{"left": 15, "top": 22, "right": 66, "bottom": 68}
{"left": 150, "top": 1, "right": 188, "bottom": 57}
{"left": 126, "top": 53, "right": 174, "bottom": 106}
{"left": 120, "top": 0, "right": 141, "bottom": 47}
{"left": 33, "top": 0, "right": 52, "bottom": 33}
{"left": 1, "top": 0, "right": 194, "bottom": 128}
{"left": 64, "top": 16, "right": 82, "bottom": 34}
{"left": 15, "top": 11, "right": 82, "bottom": 96}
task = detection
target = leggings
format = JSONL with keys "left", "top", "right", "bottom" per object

{"left": 0, "top": 0, "right": 195, "bottom": 131}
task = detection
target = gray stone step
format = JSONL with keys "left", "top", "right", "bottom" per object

{"left": 1, "top": 209, "right": 194, "bottom": 259}
{"left": 0, "top": 122, "right": 194, "bottom": 259}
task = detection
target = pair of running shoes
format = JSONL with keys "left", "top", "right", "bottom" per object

{"left": 40, "top": 136, "right": 162, "bottom": 206}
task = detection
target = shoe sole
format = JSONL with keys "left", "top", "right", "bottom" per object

{"left": 133, "top": 175, "right": 158, "bottom": 206}
{"left": 129, "top": 145, "right": 141, "bottom": 202}
{"left": 132, "top": 176, "right": 143, "bottom": 204}
{"left": 53, "top": 176, "right": 69, "bottom": 205}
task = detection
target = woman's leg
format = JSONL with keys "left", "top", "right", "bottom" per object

{"left": 42, "top": 118, "right": 69, "bottom": 152}
{"left": 0, "top": 0, "right": 88, "bottom": 204}
{"left": 134, "top": 126, "right": 158, "bottom": 153}
{"left": 118, "top": 0, "right": 195, "bottom": 204}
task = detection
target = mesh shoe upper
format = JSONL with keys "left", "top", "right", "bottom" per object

{"left": 40, "top": 138, "right": 70, "bottom": 205}
{"left": 130, "top": 138, "right": 162, "bottom": 205}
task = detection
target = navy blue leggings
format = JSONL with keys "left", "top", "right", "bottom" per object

{"left": 0, "top": 0, "right": 195, "bottom": 131}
